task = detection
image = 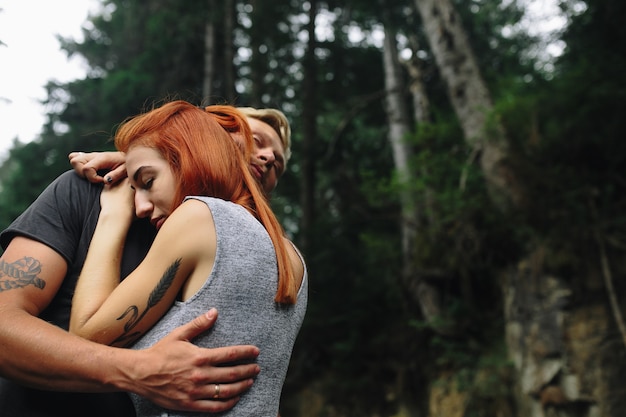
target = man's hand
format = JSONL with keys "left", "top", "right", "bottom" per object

{"left": 124, "top": 308, "right": 260, "bottom": 413}
{"left": 68, "top": 151, "right": 127, "bottom": 184}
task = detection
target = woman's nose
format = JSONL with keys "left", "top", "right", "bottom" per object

{"left": 134, "top": 193, "right": 153, "bottom": 218}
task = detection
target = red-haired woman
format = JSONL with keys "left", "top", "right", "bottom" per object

{"left": 69, "top": 100, "right": 307, "bottom": 416}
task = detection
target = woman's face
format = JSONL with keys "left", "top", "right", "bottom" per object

{"left": 125, "top": 146, "right": 176, "bottom": 231}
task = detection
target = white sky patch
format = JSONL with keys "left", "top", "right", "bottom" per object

{"left": 522, "top": 0, "right": 568, "bottom": 36}
{"left": 0, "top": 1, "right": 97, "bottom": 161}
{"left": 513, "top": 0, "right": 568, "bottom": 66}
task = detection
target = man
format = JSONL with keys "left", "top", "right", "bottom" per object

{"left": 0, "top": 106, "right": 291, "bottom": 417}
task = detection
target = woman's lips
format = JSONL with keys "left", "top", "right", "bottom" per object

{"left": 152, "top": 217, "right": 165, "bottom": 230}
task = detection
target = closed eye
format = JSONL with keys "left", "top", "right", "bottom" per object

{"left": 141, "top": 178, "right": 154, "bottom": 190}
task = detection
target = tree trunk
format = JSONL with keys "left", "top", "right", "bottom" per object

{"left": 223, "top": 0, "right": 236, "bottom": 103}
{"left": 381, "top": 19, "right": 437, "bottom": 417}
{"left": 403, "top": 33, "right": 440, "bottom": 238}
{"left": 405, "top": 34, "right": 431, "bottom": 125}
{"left": 383, "top": 18, "right": 452, "bottom": 337}
{"left": 412, "top": 0, "right": 523, "bottom": 209}
{"left": 247, "top": 0, "right": 263, "bottom": 107}
{"left": 299, "top": 0, "right": 318, "bottom": 255}
{"left": 202, "top": 0, "right": 216, "bottom": 101}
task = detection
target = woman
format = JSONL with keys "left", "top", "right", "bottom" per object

{"left": 69, "top": 100, "right": 307, "bottom": 416}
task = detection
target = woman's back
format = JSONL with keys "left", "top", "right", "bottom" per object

{"left": 130, "top": 197, "right": 308, "bottom": 416}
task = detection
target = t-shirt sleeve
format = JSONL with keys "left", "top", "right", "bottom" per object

{"left": 0, "top": 170, "right": 101, "bottom": 264}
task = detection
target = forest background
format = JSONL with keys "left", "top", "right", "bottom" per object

{"left": 1, "top": 0, "right": 625, "bottom": 416}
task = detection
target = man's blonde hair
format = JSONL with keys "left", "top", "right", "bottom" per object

{"left": 238, "top": 107, "right": 292, "bottom": 166}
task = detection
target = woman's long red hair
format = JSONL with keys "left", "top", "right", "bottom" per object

{"left": 114, "top": 100, "right": 297, "bottom": 304}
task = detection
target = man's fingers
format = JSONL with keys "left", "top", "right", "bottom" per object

{"left": 193, "top": 379, "right": 254, "bottom": 401}
{"left": 170, "top": 308, "right": 218, "bottom": 341}
{"left": 197, "top": 361, "right": 260, "bottom": 384}
{"left": 188, "top": 397, "right": 241, "bottom": 414}
{"left": 165, "top": 308, "right": 260, "bottom": 363}
{"left": 195, "top": 345, "right": 261, "bottom": 368}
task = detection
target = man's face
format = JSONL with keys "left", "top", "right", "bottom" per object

{"left": 231, "top": 117, "right": 286, "bottom": 194}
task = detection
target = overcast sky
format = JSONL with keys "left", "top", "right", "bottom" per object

{"left": 0, "top": 1, "right": 97, "bottom": 161}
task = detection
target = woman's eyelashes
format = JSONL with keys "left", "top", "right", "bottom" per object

{"left": 130, "top": 177, "right": 154, "bottom": 191}
{"left": 142, "top": 178, "right": 154, "bottom": 190}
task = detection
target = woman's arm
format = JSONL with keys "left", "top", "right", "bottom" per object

{"left": 70, "top": 194, "right": 215, "bottom": 347}
{"left": 69, "top": 178, "right": 135, "bottom": 338}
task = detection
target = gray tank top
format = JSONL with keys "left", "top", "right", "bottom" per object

{"left": 130, "top": 196, "right": 308, "bottom": 416}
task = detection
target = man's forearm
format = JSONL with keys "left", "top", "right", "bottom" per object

{"left": 0, "top": 306, "right": 261, "bottom": 413}
{"left": 0, "top": 307, "right": 127, "bottom": 391}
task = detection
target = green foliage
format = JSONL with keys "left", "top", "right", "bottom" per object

{"left": 0, "top": 130, "right": 110, "bottom": 233}
{"left": 409, "top": 320, "right": 515, "bottom": 417}
{"left": 490, "top": 0, "right": 626, "bottom": 266}
{"left": 406, "top": 117, "right": 519, "bottom": 277}
{"left": 453, "top": 0, "right": 539, "bottom": 92}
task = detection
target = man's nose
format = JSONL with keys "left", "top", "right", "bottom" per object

{"left": 257, "top": 148, "right": 275, "bottom": 165}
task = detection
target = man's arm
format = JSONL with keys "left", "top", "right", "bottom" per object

{"left": 0, "top": 237, "right": 260, "bottom": 413}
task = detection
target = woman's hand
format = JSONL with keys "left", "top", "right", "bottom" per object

{"left": 99, "top": 177, "right": 136, "bottom": 226}
{"left": 68, "top": 151, "right": 127, "bottom": 184}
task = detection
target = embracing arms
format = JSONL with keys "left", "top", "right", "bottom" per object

{"left": 0, "top": 235, "right": 258, "bottom": 412}
{"left": 69, "top": 185, "right": 216, "bottom": 346}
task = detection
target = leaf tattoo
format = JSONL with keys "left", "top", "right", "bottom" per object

{"left": 112, "top": 258, "right": 182, "bottom": 346}
{"left": 147, "top": 259, "right": 181, "bottom": 309}
{"left": 0, "top": 257, "right": 46, "bottom": 292}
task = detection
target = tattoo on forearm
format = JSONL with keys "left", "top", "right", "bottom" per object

{"left": 112, "top": 258, "right": 182, "bottom": 346}
{"left": 0, "top": 257, "right": 46, "bottom": 292}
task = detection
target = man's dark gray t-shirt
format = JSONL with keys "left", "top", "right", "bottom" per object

{"left": 0, "top": 170, "right": 156, "bottom": 417}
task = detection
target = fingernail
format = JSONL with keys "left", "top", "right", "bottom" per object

{"left": 106, "top": 176, "right": 113, "bottom": 184}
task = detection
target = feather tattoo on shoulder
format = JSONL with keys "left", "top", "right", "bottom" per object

{"left": 112, "top": 258, "right": 182, "bottom": 346}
